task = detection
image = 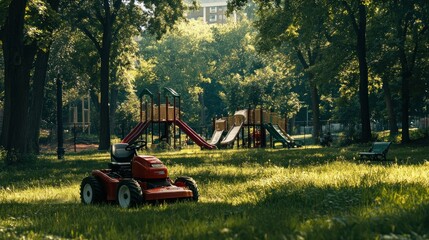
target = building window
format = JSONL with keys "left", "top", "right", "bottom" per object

{"left": 209, "top": 14, "right": 217, "bottom": 22}
{"left": 210, "top": 7, "right": 217, "bottom": 13}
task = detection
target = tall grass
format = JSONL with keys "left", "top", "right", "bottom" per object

{"left": 1, "top": 144, "right": 429, "bottom": 239}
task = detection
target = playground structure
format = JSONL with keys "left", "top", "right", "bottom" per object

{"left": 122, "top": 88, "right": 216, "bottom": 150}
{"left": 121, "top": 87, "right": 300, "bottom": 150}
{"left": 214, "top": 108, "right": 301, "bottom": 149}
{"left": 68, "top": 94, "right": 91, "bottom": 134}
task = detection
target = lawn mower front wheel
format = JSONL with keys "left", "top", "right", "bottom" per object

{"left": 117, "top": 179, "right": 143, "bottom": 208}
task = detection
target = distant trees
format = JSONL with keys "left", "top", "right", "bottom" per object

{"left": 0, "top": 0, "right": 60, "bottom": 162}
{"left": 0, "top": 0, "right": 428, "bottom": 164}
{"left": 0, "top": 0, "right": 191, "bottom": 162}
{"left": 389, "top": 0, "right": 428, "bottom": 143}
{"left": 137, "top": 20, "right": 300, "bottom": 127}
{"left": 228, "top": 0, "right": 429, "bottom": 143}
{"left": 253, "top": 0, "right": 330, "bottom": 142}
{"left": 136, "top": 19, "right": 294, "bottom": 128}
{"left": 63, "top": 0, "right": 189, "bottom": 150}
{"left": 1, "top": 0, "right": 30, "bottom": 162}
{"left": 339, "top": 0, "right": 371, "bottom": 143}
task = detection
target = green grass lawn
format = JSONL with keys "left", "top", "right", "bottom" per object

{"left": 1, "top": 143, "right": 429, "bottom": 239}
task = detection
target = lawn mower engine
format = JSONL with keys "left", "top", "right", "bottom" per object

{"left": 80, "top": 140, "right": 199, "bottom": 208}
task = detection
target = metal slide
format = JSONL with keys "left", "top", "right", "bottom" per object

{"left": 121, "top": 121, "right": 151, "bottom": 143}
{"left": 271, "top": 124, "right": 302, "bottom": 147}
{"left": 264, "top": 123, "right": 291, "bottom": 148}
{"left": 220, "top": 123, "right": 243, "bottom": 146}
{"left": 271, "top": 124, "right": 291, "bottom": 140}
{"left": 209, "top": 130, "right": 224, "bottom": 145}
{"left": 175, "top": 119, "right": 216, "bottom": 149}
{"left": 220, "top": 110, "right": 247, "bottom": 146}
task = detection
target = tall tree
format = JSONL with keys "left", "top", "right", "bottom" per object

{"left": 366, "top": 4, "right": 399, "bottom": 136}
{"left": 0, "top": 0, "right": 32, "bottom": 162}
{"left": 1, "top": 0, "right": 66, "bottom": 161}
{"left": 340, "top": 0, "right": 371, "bottom": 142}
{"left": 228, "top": 0, "right": 328, "bottom": 142}
{"left": 66, "top": 0, "right": 189, "bottom": 150}
{"left": 26, "top": 0, "right": 61, "bottom": 153}
{"left": 391, "top": 0, "right": 428, "bottom": 143}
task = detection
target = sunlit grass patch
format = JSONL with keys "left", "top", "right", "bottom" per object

{"left": 0, "top": 185, "right": 79, "bottom": 203}
{"left": 1, "top": 143, "right": 429, "bottom": 239}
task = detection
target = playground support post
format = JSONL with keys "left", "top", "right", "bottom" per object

{"left": 247, "top": 105, "right": 251, "bottom": 148}
{"left": 173, "top": 96, "right": 176, "bottom": 149}
{"left": 139, "top": 88, "right": 154, "bottom": 145}
{"left": 253, "top": 107, "right": 256, "bottom": 148}
{"left": 212, "top": 117, "right": 216, "bottom": 133}
{"left": 165, "top": 95, "right": 169, "bottom": 145}
{"left": 178, "top": 96, "right": 181, "bottom": 147}
{"left": 269, "top": 109, "right": 273, "bottom": 148}
{"left": 236, "top": 130, "right": 239, "bottom": 148}
{"left": 158, "top": 92, "right": 161, "bottom": 143}
{"left": 260, "top": 107, "right": 266, "bottom": 148}
{"left": 140, "top": 95, "right": 143, "bottom": 122}
{"left": 284, "top": 112, "right": 288, "bottom": 134}
{"left": 151, "top": 95, "right": 154, "bottom": 145}
{"left": 73, "top": 123, "right": 77, "bottom": 152}
{"left": 144, "top": 101, "right": 148, "bottom": 147}
{"left": 241, "top": 125, "right": 245, "bottom": 148}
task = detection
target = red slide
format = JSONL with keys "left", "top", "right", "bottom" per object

{"left": 175, "top": 119, "right": 216, "bottom": 150}
{"left": 121, "top": 121, "right": 151, "bottom": 143}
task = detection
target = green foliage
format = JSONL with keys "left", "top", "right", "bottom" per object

{"left": 0, "top": 0, "right": 11, "bottom": 27}
{"left": 137, "top": 20, "right": 299, "bottom": 126}
{"left": 24, "top": 0, "right": 61, "bottom": 49}
{"left": 2, "top": 0, "right": 428, "bottom": 156}
{"left": 1, "top": 145, "right": 429, "bottom": 238}
{"left": 0, "top": 148, "right": 38, "bottom": 166}
{"left": 115, "top": 92, "right": 140, "bottom": 128}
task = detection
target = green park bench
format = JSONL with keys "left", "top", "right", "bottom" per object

{"left": 359, "top": 141, "right": 392, "bottom": 161}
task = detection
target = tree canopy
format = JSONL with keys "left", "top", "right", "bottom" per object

{"left": 0, "top": 0, "right": 428, "bottom": 163}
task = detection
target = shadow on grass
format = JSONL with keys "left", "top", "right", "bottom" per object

{"left": 161, "top": 147, "right": 342, "bottom": 168}
{"left": 2, "top": 181, "right": 429, "bottom": 239}
{"left": 2, "top": 143, "right": 427, "bottom": 190}
{"left": 0, "top": 157, "right": 107, "bottom": 189}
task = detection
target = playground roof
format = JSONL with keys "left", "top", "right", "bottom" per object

{"left": 139, "top": 88, "right": 153, "bottom": 99}
{"left": 164, "top": 87, "right": 180, "bottom": 97}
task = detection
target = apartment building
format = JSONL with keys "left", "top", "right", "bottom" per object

{"left": 186, "top": 0, "right": 237, "bottom": 24}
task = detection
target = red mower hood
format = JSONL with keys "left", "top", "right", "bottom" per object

{"left": 132, "top": 155, "right": 168, "bottom": 179}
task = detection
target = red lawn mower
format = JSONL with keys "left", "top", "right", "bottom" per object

{"left": 80, "top": 140, "right": 198, "bottom": 208}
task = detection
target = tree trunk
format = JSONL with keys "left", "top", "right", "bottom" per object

{"left": 99, "top": 50, "right": 111, "bottom": 150}
{"left": 381, "top": 77, "right": 398, "bottom": 135}
{"left": 26, "top": 0, "right": 60, "bottom": 154}
{"left": 27, "top": 49, "right": 50, "bottom": 154}
{"left": 109, "top": 83, "right": 118, "bottom": 135}
{"left": 342, "top": 1, "right": 372, "bottom": 142}
{"left": 310, "top": 80, "right": 321, "bottom": 143}
{"left": 98, "top": 18, "right": 112, "bottom": 150}
{"left": 289, "top": 116, "right": 296, "bottom": 135}
{"left": 396, "top": 9, "right": 411, "bottom": 143}
{"left": 356, "top": 3, "right": 371, "bottom": 143}
{"left": 295, "top": 49, "right": 321, "bottom": 143}
{"left": 90, "top": 89, "right": 101, "bottom": 112}
{"left": 400, "top": 72, "right": 411, "bottom": 143}
{"left": 1, "top": 0, "right": 34, "bottom": 163}
{"left": 198, "top": 92, "right": 206, "bottom": 129}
